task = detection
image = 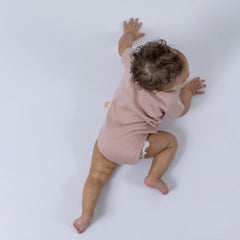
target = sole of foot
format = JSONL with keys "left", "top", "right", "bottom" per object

{"left": 144, "top": 177, "right": 169, "bottom": 195}
{"left": 73, "top": 216, "right": 92, "bottom": 234}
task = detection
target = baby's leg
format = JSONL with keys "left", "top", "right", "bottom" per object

{"left": 73, "top": 140, "right": 118, "bottom": 234}
{"left": 143, "top": 131, "right": 178, "bottom": 195}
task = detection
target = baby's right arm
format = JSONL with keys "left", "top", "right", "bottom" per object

{"left": 179, "top": 87, "right": 192, "bottom": 117}
{"left": 179, "top": 77, "right": 207, "bottom": 117}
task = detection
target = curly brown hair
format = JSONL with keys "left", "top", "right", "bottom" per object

{"left": 129, "top": 39, "right": 185, "bottom": 95}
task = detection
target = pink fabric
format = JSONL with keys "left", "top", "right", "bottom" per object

{"left": 97, "top": 47, "right": 184, "bottom": 165}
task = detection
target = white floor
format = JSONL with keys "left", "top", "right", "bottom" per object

{"left": 1, "top": 0, "right": 240, "bottom": 239}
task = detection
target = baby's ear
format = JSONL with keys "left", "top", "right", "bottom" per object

{"left": 104, "top": 101, "right": 111, "bottom": 108}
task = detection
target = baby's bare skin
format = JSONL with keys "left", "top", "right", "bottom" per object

{"left": 73, "top": 216, "right": 92, "bottom": 234}
{"left": 73, "top": 140, "right": 118, "bottom": 233}
{"left": 73, "top": 130, "right": 178, "bottom": 233}
{"left": 73, "top": 17, "right": 207, "bottom": 234}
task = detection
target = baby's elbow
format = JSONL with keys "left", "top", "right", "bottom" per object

{"left": 179, "top": 108, "right": 188, "bottom": 118}
{"left": 167, "top": 114, "right": 182, "bottom": 119}
{"left": 179, "top": 112, "right": 185, "bottom": 118}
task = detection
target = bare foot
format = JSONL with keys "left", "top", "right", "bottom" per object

{"left": 73, "top": 216, "right": 92, "bottom": 234}
{"left": 144, "top": 177, "right": 169, "bottom": 195}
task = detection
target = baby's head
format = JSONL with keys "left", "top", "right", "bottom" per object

{"left": 129, "top": 39, "right": 190, "bottom": 95}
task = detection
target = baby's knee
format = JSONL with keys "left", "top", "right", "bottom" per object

{"left": 167, "top": 133, "right": 178, "bottom": 149}
{"left": 88, "top": 169, "right": 111, "bottom": 186}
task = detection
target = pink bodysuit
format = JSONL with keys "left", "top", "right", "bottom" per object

{"left": 97, "top": 47, "right": 184, "bottom": 165}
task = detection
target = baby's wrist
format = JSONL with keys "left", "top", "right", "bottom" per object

{"left": 123, "top": 32, "right": 135, "bottom": 40}
{"left": 182, "top": 86, "right": 193, "bottom": 95}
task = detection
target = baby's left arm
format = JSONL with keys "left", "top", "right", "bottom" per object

{"left": 118, "top": 17, "right": 145, "bottom": 56}
{"left": 118, "top": 33, "right": 134, "bottom": 56}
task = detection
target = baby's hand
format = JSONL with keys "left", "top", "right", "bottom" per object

{"left": 184, "top": 77, "right": 207, "bottom": 96}
{"left": 123, "top": 17, "right": 146, "bottom": 41}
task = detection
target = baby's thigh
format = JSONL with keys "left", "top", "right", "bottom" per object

{"left": 144, "top": 131, "right": 178, "bottom": 159}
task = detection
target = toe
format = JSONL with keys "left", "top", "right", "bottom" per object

{"left": 73, "top": 216, "right": 92, "bottom": 234}
{"left": 73, "top": 222, "right": 83, "bottom": 234}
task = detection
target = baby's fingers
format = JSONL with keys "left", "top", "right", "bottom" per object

{"left": 197, "top": 83, "right": 207, "bottom": 89}
{"left": 194, "top": 79, "right": 205, "bottom": 84}
{"left": 195, "top": 84, "right": 206, "bottom": 94}
{"left": 195, "top": 90, "right": 205, "bottom": 94}
{"left": 190, "top": 78, "right": 200, "bottom": 85}
{"left": 136, "top": 22, "right": 143, "bottom": 30}
{"left": 123, "top": 18, "right": 134, "bottom": 27}
{"left": 191, "top": 77, "right": 200, "bottom": 82}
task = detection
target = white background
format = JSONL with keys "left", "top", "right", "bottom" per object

{"left": 1, "top": 0, "right": 240, "bottom": 239}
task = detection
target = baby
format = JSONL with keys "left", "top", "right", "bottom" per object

{"left": 73, "top": 17, "right": 207, "bottom": 234}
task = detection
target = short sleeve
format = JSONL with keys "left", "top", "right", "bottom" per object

{"left": 121, "top": 47, "right": 134, "bottom": 69}
{"left": 165, "top": 94, "right": 184, "bottom": 119}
